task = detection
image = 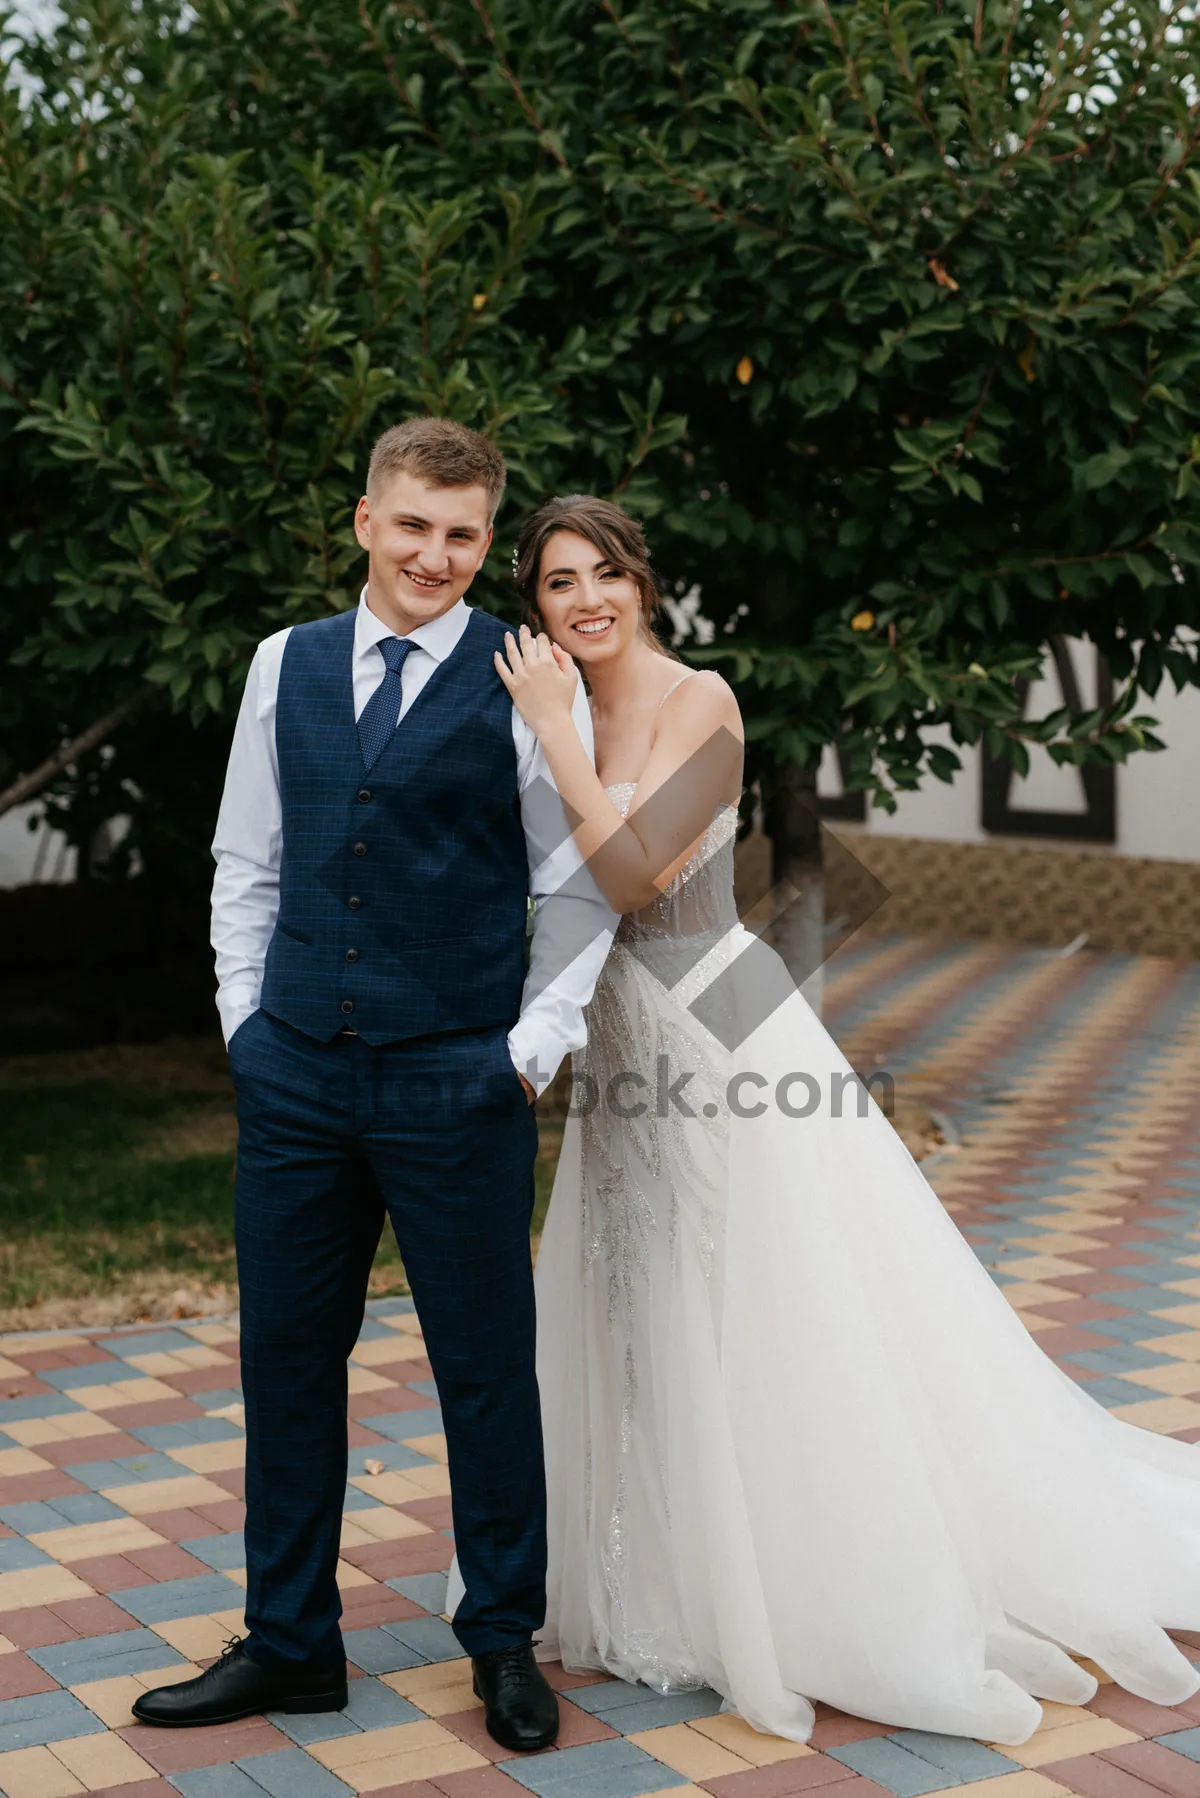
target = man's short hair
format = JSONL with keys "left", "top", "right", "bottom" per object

{"left": 367, "top": 418, "right": 507, "bottom": 517}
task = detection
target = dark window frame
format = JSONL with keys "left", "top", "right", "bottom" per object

{"left": 981, "top": 638, "right": 1115, "bottom": 843}
{"left": 817, "top": 747, "right": 868, "bottom": 823}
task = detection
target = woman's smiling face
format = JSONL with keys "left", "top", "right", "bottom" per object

{"left": 535, "top": 529, "right": 644, "bottom": 664}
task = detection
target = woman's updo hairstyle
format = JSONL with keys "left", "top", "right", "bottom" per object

{"left": 512, "top": 494, "right": 670, "bottom": 652}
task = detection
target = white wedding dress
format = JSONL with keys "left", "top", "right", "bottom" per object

{"left": 531, "top": 781, "right": 1200, "bottom": 1745}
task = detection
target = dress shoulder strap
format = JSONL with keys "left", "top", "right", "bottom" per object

{"left": 654, "top": 671, "right": 697, "bottom": 713}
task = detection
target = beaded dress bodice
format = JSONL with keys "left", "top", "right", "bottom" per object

{"left": 604, "top": 783, "right": 739, "bottom": 945}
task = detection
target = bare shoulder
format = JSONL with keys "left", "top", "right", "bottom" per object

{"left": 657, "top": 667, "right": 743, "bottom": 740}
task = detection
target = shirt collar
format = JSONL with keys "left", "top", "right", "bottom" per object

{"left": 355, "top": 588, "right": 471, "bottom": 664}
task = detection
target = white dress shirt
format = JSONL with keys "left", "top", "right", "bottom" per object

{"left": 210, "top": 591, "right": 616, "bottom": 1093}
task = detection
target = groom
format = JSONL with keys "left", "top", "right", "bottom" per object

{"left": 133, "top": 419, "right": 614, "bottom": 1748}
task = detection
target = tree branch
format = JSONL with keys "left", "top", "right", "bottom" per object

{"left": 468, "top": 0, "right": 569, "bottom": 169}
{"left": 356, "top": 0, "right": 443, "bottom": 147}
{"left": 817, "top": 0, "right": 897, "bottom": 175}
{"left": 0, "top": 688, "right": 156, "bottom": 821}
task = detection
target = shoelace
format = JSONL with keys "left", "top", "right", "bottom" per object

{"left": 489, "top": 1645, "right": 536, "bottom": 1689}
{"left": 210, "top": 1634, "right": 246, "bottom": 1672}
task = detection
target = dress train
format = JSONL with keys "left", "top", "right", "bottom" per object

{"left": 529, "top": 795, "right": 1200, "bottom": 1745}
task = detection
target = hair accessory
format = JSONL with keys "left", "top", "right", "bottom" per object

{"left": 511, "top": 548, "right": 520, "bottom": 580}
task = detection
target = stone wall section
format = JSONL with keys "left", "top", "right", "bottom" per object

{"left": 734, "top": 828, "right": 1200, "bottom": 960}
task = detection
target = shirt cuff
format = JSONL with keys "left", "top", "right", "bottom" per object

{"left": 507, "top": 1019, "right": 570, "bottom": 1098}
{"left": 216, "top": 984, "right": 261, "bottom": 1046}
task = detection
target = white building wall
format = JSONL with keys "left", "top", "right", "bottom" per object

{"left": 1119, "top": 680, "right": 1200, "bottom": 861}
{"left": 820, "top": 644, "right": 1200, "bottom": 864}
{"left": 0, "top": 806, "right": 134, "bottom": 888}
{"left": 0, "top": 803, "right": 76, "bottom": 887}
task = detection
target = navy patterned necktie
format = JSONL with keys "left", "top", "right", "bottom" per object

{"left": 357, "top": 635, "right": 415, "bottom": 771}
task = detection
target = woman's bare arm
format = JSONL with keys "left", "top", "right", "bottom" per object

{"left": 495, "top": 628, "right": 743, "bottom": 914}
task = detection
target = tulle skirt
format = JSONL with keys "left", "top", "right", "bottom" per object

{"left": 533, "top": 925, "right": 1200, "bottom": 1744}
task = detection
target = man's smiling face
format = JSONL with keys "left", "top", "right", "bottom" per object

{"left": 354, "top": 470, "right": 494, "bottom": 634}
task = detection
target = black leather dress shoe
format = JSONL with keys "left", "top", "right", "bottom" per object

{"left": 472, "top": 1643, "right": 560, "bottom": 1751}
{"left": 131, "top": 1636, "right": 347, "bottom": 1727}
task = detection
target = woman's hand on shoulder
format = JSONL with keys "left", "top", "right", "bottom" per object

{"left": 494, "top": 625, "right": 579, "bottom": 737}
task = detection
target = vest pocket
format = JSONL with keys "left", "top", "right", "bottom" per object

{"left": 274, "top": 920, "right": 315, "bottom": 947}
{"left": 396, "top": 931, "right": 479, "bottom": 951}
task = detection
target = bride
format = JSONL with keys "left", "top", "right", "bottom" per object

{"left": 493, "top": 492, "right": 1200, "bottom": 1747}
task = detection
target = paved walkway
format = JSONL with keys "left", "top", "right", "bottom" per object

{"left": 0, "top": 937, "right": 1199, "bottom": 1798}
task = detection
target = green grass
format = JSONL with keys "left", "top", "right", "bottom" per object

{"left": 533, "top": 1115, "right": 564, "bottom": 1238}
{"left": 0, "top": 1043, "right": 239, "bottom": 1323}
{"left": 0, "top": 1033, "right": 934, "bottom": 1332}
{"left": 0, "top": 1037, "right": 566, "bottom": 1329}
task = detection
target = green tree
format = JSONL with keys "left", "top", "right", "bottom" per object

{"left": 2, "top": 0, "right": 1198, "bottom": 939}
{"left": 0, "top": 123, "right": 648, "bottom": 872}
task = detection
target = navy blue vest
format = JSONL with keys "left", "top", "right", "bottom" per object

{"left": 259, "top": 607, "right": 529, "bottom": 1045}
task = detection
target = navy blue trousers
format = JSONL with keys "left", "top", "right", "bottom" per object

{"left": 228, "top": 1008, "right": 544, "bottom": 1668}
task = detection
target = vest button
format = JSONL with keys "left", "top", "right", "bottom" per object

{"left": 358, "top": 789, "right": 371, "bottom": 803}
{"left": 353, "top": 841, "right": 367, "bottom": 856}
{"left": 348, "top": 895, "right": 362, "bottom": 910}
{"left": 345, "top": 948, "right": 360, "bottom": 962}
{"left": 340, "top": 998, "right": 355, "bottom": 1014}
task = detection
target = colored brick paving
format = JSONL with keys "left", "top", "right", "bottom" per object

{"left": 1, "top": 936, "right": 1199, "bottom": 1797}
